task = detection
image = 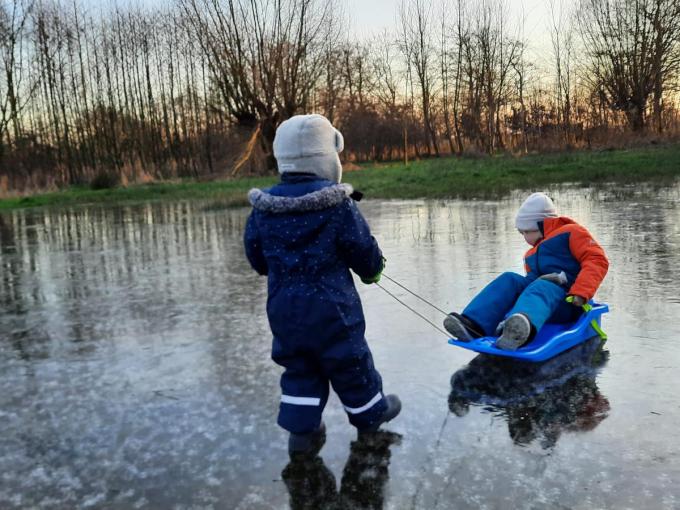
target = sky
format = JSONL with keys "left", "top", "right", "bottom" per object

{"left": 86, "top": 0, "right": 563, "bottom": 74}
{"left": 346, "top": 0, "right": 553, "bottom": 38}
{"left": 345, "top": 0, "right": 560, "bottom": 70}
{"left": 98, "top": 0, "right": 561, "bottom": 52}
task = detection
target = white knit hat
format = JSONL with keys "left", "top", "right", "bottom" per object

{"left": 273, "top": 114, "right": 344, "bottom": 183}
{"left": 515, "top": 192, "right": 557, "bottom": 231}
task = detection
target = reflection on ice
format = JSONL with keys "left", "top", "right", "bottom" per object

{"left": 449, "top": 338, "right": 610, "bottom": 449}
{"left": 282, "top": 431, "right": 401, "bottom": 510}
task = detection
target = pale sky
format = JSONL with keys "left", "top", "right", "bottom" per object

{"left": 345, "top": 0, "right": 560, "bottom": 72}
{"left": 88, "top": 0, "right": 563, "bottom": 75}
{"left": 100, "top": 0, "right": 560, "bottom": 51}
{"left": 347, "top": 0, "right": 553, "bottom": 38}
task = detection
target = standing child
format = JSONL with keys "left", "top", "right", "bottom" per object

{"left": 444, "top": 192, "right": 609, "bottom": 350}
{"left": 244, "top": 114, "right": 401, "bottom": 458}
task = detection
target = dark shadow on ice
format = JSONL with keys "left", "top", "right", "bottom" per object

{"left": 282, "top": 430, "right": 402, "bottom": 510}
{"left": 448, "top": 337, "right": 610, "bottom": 449}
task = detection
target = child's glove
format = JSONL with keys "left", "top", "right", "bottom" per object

{"left": 566, "top": 295, "right": 586, "bottom": 307}
{"left": 539, "top": 271, "right": 567, "bottom": 286}
{"left": 361, "top": 257, "right": 386, "bottom": 284}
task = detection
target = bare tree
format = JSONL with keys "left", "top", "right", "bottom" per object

{"left": 549, "top": 0, "right": 575, "bottom": 142}
{"left": 650, "top": 0, "right": 680, "bottom": 132}
{"left": 579, "top": 0, "right": 680, "bottom": 131}
{"left": 179, "top": 0, "right": 338, "bottom": 170}
{"left": 438, "top": 0, "right": 456, "bottom": 154}
{"left": 399, "top": 0, "right": 440, "bottom": 156}
{"left": 371, "top": 32, "right": 399, "bottom": 112}
{"left": 1, "top": 0, "right": 35, "bottom": 159}
{"left": 455, "top": 0, "right": 522, "bottom": 153}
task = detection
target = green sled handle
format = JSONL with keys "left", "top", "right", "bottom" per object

{"left": 566, "top": 296, "right": 608, "bottom": 342}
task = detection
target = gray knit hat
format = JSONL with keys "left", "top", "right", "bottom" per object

{"left": 515, "top": 192, "right": 558, "bottom": 231}
{"left": 273, "top": 114, "right": 344, "bottom": 183}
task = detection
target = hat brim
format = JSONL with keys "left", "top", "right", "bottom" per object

{"left": 276, "top": 153, "right": 342, "bottom": 183}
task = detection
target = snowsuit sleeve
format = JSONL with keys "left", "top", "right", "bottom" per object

{"left": 567, "top": 225, "right": 608, "bottom": 300}
{"left": 336, "top": 199, "right": 384, "bottom": 280}
{"left": 244, "top": 212, "right": 268, "bottom": 276}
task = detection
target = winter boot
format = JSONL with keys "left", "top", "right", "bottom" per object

{"left": 288, "top": 422, "right": 326, "bottom": 459}
{"left": 495, "top": 313, "right": 531, "bottom": 351}
{"left": 444, "top": 313, "right": 483, "bottom": 341}
{"left": 359, "top": 394, "right": 402, "bottom": 435}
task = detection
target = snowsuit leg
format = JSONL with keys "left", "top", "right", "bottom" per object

{"left": 322, "top": 338, "right": 388, "bottom": 431}
{"left": 463, "top": 272, "right": 530, "bottom": 335}
{"left": 273, "top": 334, "right": 387, "bottom": 434}
{"left": 506, "top": 279, "right": 575, "bottom": 331}
{"left": 275, "top": 346, "right": 330, "bottom": 435}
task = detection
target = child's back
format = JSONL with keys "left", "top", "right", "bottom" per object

{"left": 244, "top": 115, "right": 401, "bottom": 459}
{"left": 246, "top": 174, "right": 381, "bottom": 347}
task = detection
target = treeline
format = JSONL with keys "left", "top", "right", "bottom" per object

{"left": 1, "top": 0, "right": 680, "bottom": 193}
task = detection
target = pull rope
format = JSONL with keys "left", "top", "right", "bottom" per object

{"left": 375, "top": 281, "right": 451, "bottom": 338}
{"left": 372, "top": 274, "right": 458, "bottom": 507}
{"left": 382, "top": 273, "right": 450, "bottom": 317}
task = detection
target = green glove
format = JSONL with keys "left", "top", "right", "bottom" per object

{"left": 361, "top": 257, "right": 386, "bottom": 284}
{"left": 566, "top": 295, "right": 608, "bottom": 341}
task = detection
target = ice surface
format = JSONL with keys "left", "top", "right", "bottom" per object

{"left": 1, "top": 187, "right": 679, "bottom": 508}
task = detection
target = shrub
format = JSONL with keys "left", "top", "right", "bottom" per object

{"left": 90, "top": 172, "right": 120, "bottom": 190}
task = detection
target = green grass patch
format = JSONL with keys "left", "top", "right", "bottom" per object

{"left": 346, "top": 144, "right": 680, "bottom": 199}
{"left": 0, "top": 176, "right": 278, "bottom": 211}
{"left": 2, "top": 144, "right": 679, "bottom": 211}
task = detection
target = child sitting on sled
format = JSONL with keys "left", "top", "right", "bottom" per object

{"left": 244, "top": 114, "right": 401, "bottom": 459}
{"left": 444, "top": 192, "right": 609, "bottom": 350}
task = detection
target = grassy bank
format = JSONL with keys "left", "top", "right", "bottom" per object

{"left": 0, "top": 176, "right": 278, "bottom": 211}
{"left": 2, "top": 144, "right": 679, "bottom": 211}
{"left": 349, "top": 143, "right": 680, "bottom": 199}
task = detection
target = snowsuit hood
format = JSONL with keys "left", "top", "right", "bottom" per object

{"left": 248, "top": 182, "right": 354, "bottom": 214}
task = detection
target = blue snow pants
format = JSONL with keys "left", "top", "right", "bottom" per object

{"left": 273, "top": 333, "right": 388, "bottom": 435}
{"left": 462, "top": 272, "right": 579, "bottom": 336}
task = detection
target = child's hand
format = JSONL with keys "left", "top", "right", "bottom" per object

{"left": 567, "top": 295, "right": 586, "bottom": 307}
{"left": 361, "top": 257, "right": 386, "bottom": 284}
{"left": 361, "top": 273, "right": 382, "bottom": 284}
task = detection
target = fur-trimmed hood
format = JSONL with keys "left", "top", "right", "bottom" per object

{"left": 248, "top": 183, "right": 354, "bottom": 214}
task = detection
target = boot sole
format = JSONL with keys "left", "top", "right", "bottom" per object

{"left": 495, "top": 314, "right": 531, "bottom": 351}
{"left": 444, "top": 315, "right": 474, "bottom": 341}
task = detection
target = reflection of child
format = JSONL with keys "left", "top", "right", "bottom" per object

{"left": 444, "top": 192, "right": 609, "bottom": 350}
{"left": 244, "top": 114, "right": 401, "bottom": 459}
{"left": 282, "top": 431, "right": 401, "bottom": 510}
{"left": 448, "top": 337, "right": 610, "bottom": 450}
{"left": 505, "top": 375, "right": 610, "bottom": 449}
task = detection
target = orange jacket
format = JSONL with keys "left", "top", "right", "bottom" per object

{"left": 524, "top": 217, "right": 609, "bottom": 300}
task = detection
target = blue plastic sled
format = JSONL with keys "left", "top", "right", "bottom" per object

{"left": 448, "top": 302, "right": 609, "bottom": 362}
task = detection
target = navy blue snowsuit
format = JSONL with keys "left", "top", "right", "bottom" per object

{"left": 244, "top": 174, "right": 388, "bottom": 434}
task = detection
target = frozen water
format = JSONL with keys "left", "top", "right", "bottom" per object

{"left": 1, "top": 185, "right": 679, "bottom": 509}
